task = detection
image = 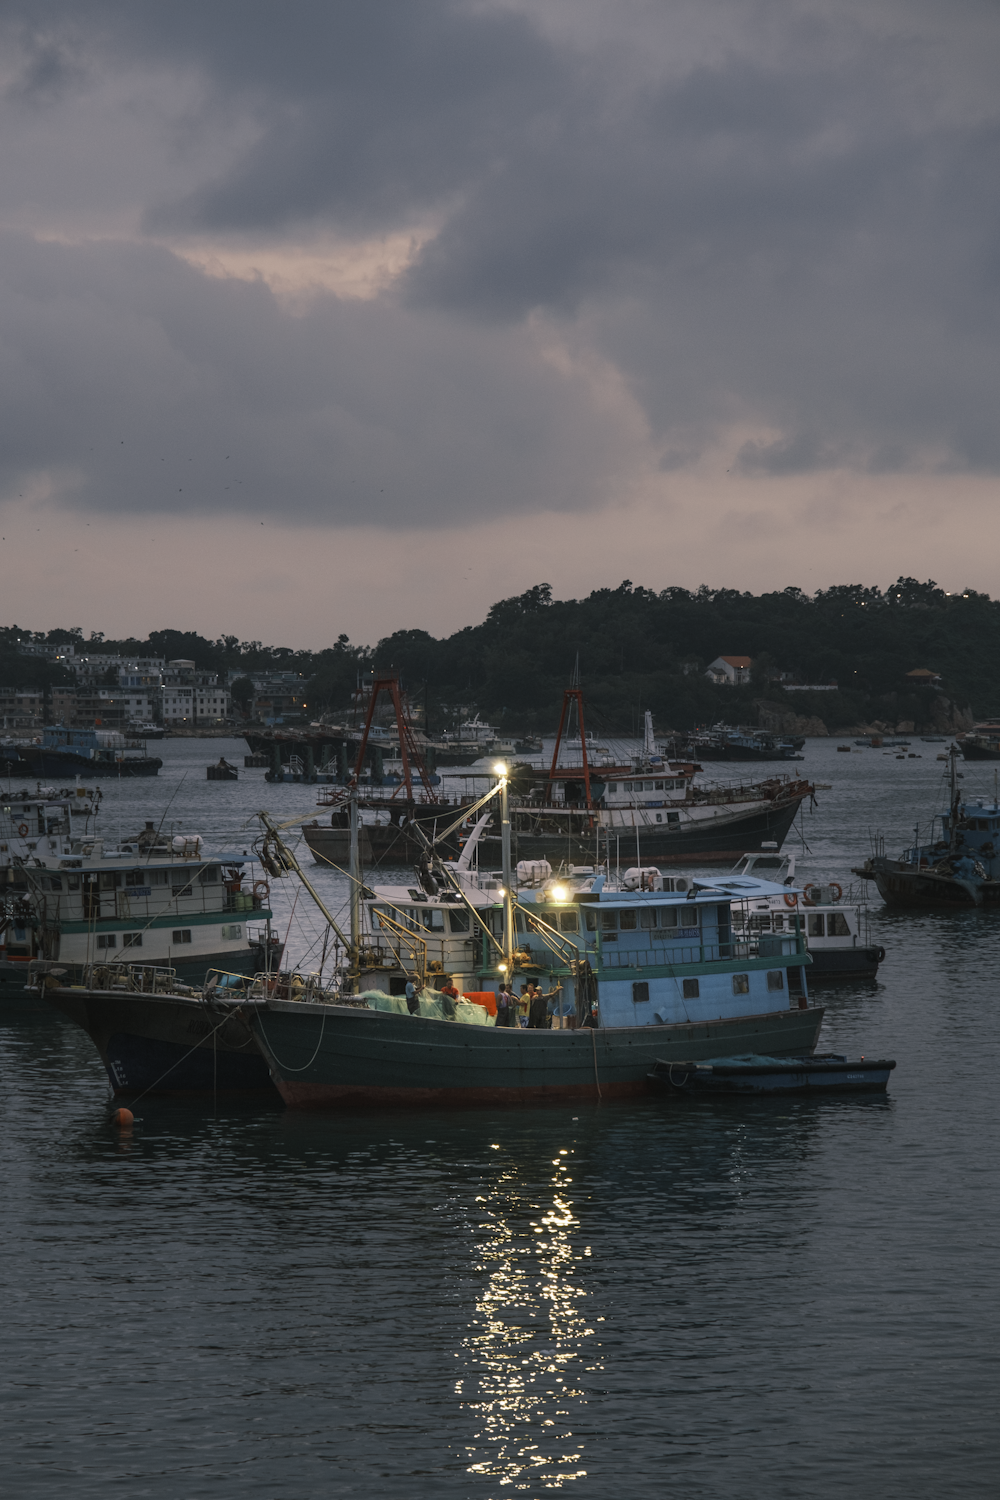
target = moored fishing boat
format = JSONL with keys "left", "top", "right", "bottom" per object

{"left": 247, "top": 777, "right": 824, "bottom": 1110}
{"left": 8, "top": 726, "right": 163, "bottom": 778}
{"left": 958, "top": 722, "right": 1000, "bottom": 761}
{"left": 673, "top": 725, "right": 805, "bottom": 762}
{"left": 727, "top": 852, "right": 884, "bottom": 980}
{"left": 853, "top": 748, "right": 1000, "bottom": 908}
{"left": 33, "top": 962, "right": 279, "bottom": 1097}
{"left": 1, "top": 788, "right": 278, "bottom": 991}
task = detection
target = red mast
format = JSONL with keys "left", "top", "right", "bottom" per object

{"left": 353, "top": 672, "right": 438, "bottom": 800}
{"left": 546, "top": 688, "right": 592, "bottom": 808}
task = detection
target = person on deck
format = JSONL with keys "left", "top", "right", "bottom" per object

{"left": 496, "top": 984, "right": 514, "bottom": 1026}
{"left": 528, "top": 981, "right": 563, "bottom": 1029}
{"left": 404, "top": 975, "right": 418, "bottom": 1014}
{"left": 440, "top": 976, "right": 459, "bottom": 1001}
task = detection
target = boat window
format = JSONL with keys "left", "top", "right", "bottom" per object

{"left": 600, "top": 911, "right": 617, "bottom": 930}
{"left": 448, "top": 909, "right": 471, "bottom": 932}
{"left": 632, "top": 981, "right": 649, "bottom": 1003}
{"left": 977, "top": 820, "right": 990, "bottom": 831}
{"left": 96, "top": 934, "right": 117, "bottom": 949}
{"left": 607, "top": 783, "right": 617, "bottom": 793}
{"left": 67, "top": 874, "right": 80, "bottom": 891}
{"left": 682, "top": 978, "right": 699, "bottom": 999}
{"left": 807, "top": 914, "right": 825, "bottom": 937}
{"left": 198, "top": 866, "right": 219, "bottom": 884}
{"left": 767, "top": 970, "right": 784, "bottom": 991}
{"left": 147, "top": 869, "right": 169, "bottom": 886}
{"left": 559, "top": 910, "right": 579, "bottom": 933}
{"left": 654, "top": 781, "right": 664, "bottom": 791}
{"left": 584, "top": 909, "right": 597, "bottom": 931}
{"left": 221, "top": 924, "right": 242, "bottom": 940}
{"left": 40, "top": 874, "right": 63, "bottom": 892}
{"left": 655, "top": 907, "right": 678, "bottom": 929}
{"left": 667, "top": 812, "right": 680, "bottom": 825}
{"left": 99, "top": 872, "right": 121, "bottom": 891}
{"left": 125, "top": 869, "right": 146, "bottom": 887}
{"left": 827, "top": 912, "right": 851, "bottom": 936}
{"left": 488, "top": 909, "right": 504, "bottom": 937}
{"left": 172, "top": 929, "right": 193, "bottom": 944}
{"left": 771, "top": 913, "right": 784, "bottom": 931}
{"left": 732, "top": 974, "right": 750, "bottom": 995}
{"left": 640, "top": 908, "right": 656, "bottom": 929}
{"left": 619, "top": 910, "right": 637, "bottom": 931}
{"left": 122, "top": 932, "right": 142, "bottom": 949}
{"left": 623, "top": 782, "right": 633, "bottom": 792}
{"left": 514, "top": 910, "right": 525, "bottom": 932}
{"left": 420, "top": 908, "right": 445, "bottom": 932}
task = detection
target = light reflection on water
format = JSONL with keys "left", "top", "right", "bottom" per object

{"left": 460, "top": 1149, "right": 599, "bottom": 1489}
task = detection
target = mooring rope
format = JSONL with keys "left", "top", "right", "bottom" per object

{"left": 253, "top": 1006, "right": 328, "bottom": 1073}
{"left": 591, "top": 1024, "right": 602, "bottom": 1101}
{"left": 111, "top": 1009, "right": 237, "bottom": 1112}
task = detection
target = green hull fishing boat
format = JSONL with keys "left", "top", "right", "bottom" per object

{"left": 250, "top": 1001, "right": 824, "bottom": 1109}
{"left": 248, "top": 770, "right": 825, "bottom": 1111}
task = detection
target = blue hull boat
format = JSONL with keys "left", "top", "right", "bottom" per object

{"left": 650, "top": 1052, "right": 895, "bottom": 1095}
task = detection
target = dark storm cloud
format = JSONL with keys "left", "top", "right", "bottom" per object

{"left": 0, "top": 230, "right": 632, "bottom": 521}
{"left": 1, "top": 0, "right": 999, "bottom": 523}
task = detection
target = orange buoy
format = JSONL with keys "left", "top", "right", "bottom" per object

{"left": 111, "top": 1107, "right": 134, "bottom": 1128}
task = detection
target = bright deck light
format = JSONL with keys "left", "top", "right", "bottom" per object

{"left": 493, "top": 761, "right": 507, "bottom": 776}
{"left": 552, "top": 885, "right": 568, "bottom": 901}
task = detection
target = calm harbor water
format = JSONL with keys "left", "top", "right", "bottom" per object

{"left": 3, "top": 738, "right": 1000, "bottom": 1497}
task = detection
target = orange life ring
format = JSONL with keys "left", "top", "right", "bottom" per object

{"left": 17, "top": 823, "right": 29, "bottom": 836}
{"left": 253, "top": 880, "right": 270, "bottom": 901}
{"left": 829, "top": 882, "right": 843, "bottom": 902}
{"left": 783, "top": 892, "right": 798, "bottom": 908}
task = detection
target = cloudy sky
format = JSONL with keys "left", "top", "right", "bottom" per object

{"left": 1, "top": 0, "right": 998, "bottom": 645}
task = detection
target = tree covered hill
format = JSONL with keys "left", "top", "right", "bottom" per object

{"left": 4, "top": 577, "right": 997, "bottom": 734}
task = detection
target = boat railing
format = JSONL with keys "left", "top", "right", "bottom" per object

{"left": 80, "top": 961, "right": 181, "bottom": 993}
{"left": 599, "top": 935, "right": 806, "bottom": 969}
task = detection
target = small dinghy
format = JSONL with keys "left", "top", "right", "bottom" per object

{"left": 650, "top": 1053, "right": 895, "bottom": 1096}
{"left": 207, "top": 758, "right": 239, "bottom": 781}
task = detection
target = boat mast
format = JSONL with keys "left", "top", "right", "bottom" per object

{"left": 949, "top": 746, "right": 960, "bottom": 854}
{"left": 496, "top": 761, "right": 515, "bottom": 980}
{"left": 256, "top": 810, "right": 357, "bottom": 982}
{"left": 348, "top": 779, "right": 361, "bottom": 991}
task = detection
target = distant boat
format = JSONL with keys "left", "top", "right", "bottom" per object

{"left": 675, "top": 724, "right": 805, "bottom": 761}
{"left": 7, "top": 725, "right": 163, "bottom": 778}
{"left": 207, "top": 758, "right": 239, "bottom": 781}
{"left": 958, "top": 723, "right": 1000, "bottom": 761}
{"left": 853, "top": 749, "right": 1000, "bottom": 908}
